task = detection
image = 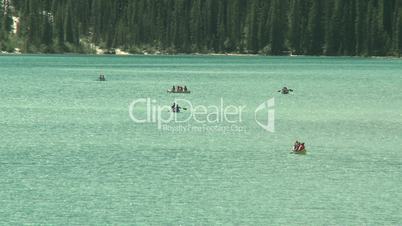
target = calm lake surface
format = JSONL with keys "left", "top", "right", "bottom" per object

{"left": 1, "top": 54, "right": 402, "bottom": 224}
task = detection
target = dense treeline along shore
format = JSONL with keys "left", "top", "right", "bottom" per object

{"left": 0, "top": 0, "right": 402, "bottom": 56}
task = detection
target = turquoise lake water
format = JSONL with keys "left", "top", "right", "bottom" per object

{"left": 0, "top": 55, "right": 402, "bottom": 225}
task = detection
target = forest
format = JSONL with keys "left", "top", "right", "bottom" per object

{"left": 1, "top": 0, "right": 402, "bottom": 56}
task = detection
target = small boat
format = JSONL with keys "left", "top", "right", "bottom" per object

{"left": 98, "top": 75, "right": 106, "bottom": 81}
{"left": 291, "top": 141, "right": 306, "bottom": 154}
{"left": 278, "top": 87, "right": 293, "bottom": 94}
{"left": 167, "top": 90, "right": 191, "bottom": 94}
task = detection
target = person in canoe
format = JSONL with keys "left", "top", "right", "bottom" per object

{"left": 293, "top": 141, "right": 300, "bottom": 152}
{"left": 171, "top": 103, "right": 182, "bottom": 113}
{"left": 168, "top": 85, "right": 190, "bottom": 93}
{"left": 293, "top": 141, "right": 306, "bottom": 152}
{"left": 99, "top": 74, "right": 106, "bottom": 81}
{"left": 298, "top": 143, "right": 305, "bottom": 152}
{"left": 176, "top": 103, "right": 182, "bottom": 113}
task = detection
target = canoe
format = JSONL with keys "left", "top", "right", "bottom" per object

{"left": 167, "top": 90, "right": 191, "bottom": 94}
{"left": 281, "top": 89, "right": 293, "bottom": 94}
{"left": 292, "top": 149, "right": 307, "bottom": 155}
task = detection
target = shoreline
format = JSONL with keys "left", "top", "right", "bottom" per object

{"left": 0, "top": 50, "right": 401, "bottom": 59}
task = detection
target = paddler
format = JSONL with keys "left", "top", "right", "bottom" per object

{"left": 297, "top": 143, "right": 305, "bottom": 152}
{"left": 171, "top": 103, "right": 176, "bottom": 112}
{"left": 293, "top": 141, "right": 300, "bottom": 151}
{"left": 175, "top": 104, "right": 181, "bottom": 113}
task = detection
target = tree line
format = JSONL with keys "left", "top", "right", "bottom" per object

{"left": 1, "top": 0, "right": 402, "bottom": 56}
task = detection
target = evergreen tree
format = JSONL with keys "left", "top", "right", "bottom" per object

{"left": 325, "top": 0, "right": 341, "bottom": 55}
{"left": 54, "top": 1, "right": 65, "bottom": 49}
{"left": 216, "top": 0, "right": 227, "bottom": 52}
{"left": 41, "top": 13, "right": 53, "bottom": 47}
{"left": 2, "top": 0, "right": 13, "bottom": 33}
{"left": 0, "top": 0, "right": 4, "bottom": 34}
{"left": 288, "top": 0, "right": 302, "bottom": 54}
{"left": 393, "top": 0, "right": 402, "bottom": 56}
{"left": 307, "top": 0, "right": 324, "bottom": 55}
{"left": 355, "top": 0, "right": 366, "bottom": 55}
{"left": 2, "top": 0, "right": 401, "bottom": 56}
{"left": 0, "top": 0, "right": 4, "bottom": 46}
{"left": 269, "top": 0, "right": 287, "bottom": 55}
{"left": 245, "top": 0, "right": 258, "bottom": 53}
{"left": 190, "top": 0, "right": 202, "bottom": 51}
